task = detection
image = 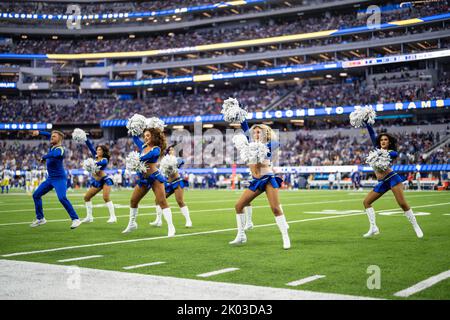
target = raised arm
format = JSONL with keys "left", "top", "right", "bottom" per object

{"left": 140, "top": 146, "right": 160, "bottom": 162}
{"left": 241, "top": 120, "right": 250, "bottom": 142}
{"left": 365, "top": 122, "right": 377, "bottom": 147}
{"left": 132, "top": 135, "right": 144, "bottom": 152}
{"left": 38, "top": 131, "right": 51, "bottom": 139}
{"left": 42, "top": 146, "right": 64, "bottom": 160}
{"left": 85, "top": 138, "right": 97, "bottom": 158}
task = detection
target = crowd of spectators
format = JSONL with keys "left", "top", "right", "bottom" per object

{"left": 1, "top": 77, "right": 448, "bottom": 123}
{"left": 0, "top": 2, "right": 447, "bottom": 55}
{"left": 1, "top": 125, "right": 449, "bottom": 172}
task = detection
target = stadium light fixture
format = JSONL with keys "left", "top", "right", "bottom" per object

{"left": 267, "top": 78, "right": 275, "bottom": 82}
{"left": 129, "top": 34, "right": 135, "bottom": 39}
{"left": 208, "top": 83, "right": 215, "bottom": 88}
{"left": 339, "top": 73, "right": 348, "bottom": 77}
{"left": 97, "top": 36, "right": 103, "bottom": 40}
{"left": 173, "top": 125, "right": 184, "bottom": 130}
{"left": 186, "top": 87, "right": 192, "bottom": 90}
{"left": 52, "top": 36, "right": 58, "bottom": 40}
{"left": 203, "top": 124, "right": 214, "bottom": 128}
{"left": 326, "top": 74, "right": 332, "bottom": 79}
{"left": 21, "top": 35, "right": 27, "bottom": 39}
{"left": 294, "top": 77, "right": 300, "bottom": 81}
{"left": 259, "top": 80, "right": 266, "bottom": 84}
{"left": 147, "top": 87, "right": 153, "bottom": 91}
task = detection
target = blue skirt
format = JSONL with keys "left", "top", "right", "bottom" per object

{"left": 165, "top": 177, "right": 189, "bottom": 196}
{"left": 90, "top": 176, "right": 114, "bottom": 189}
{"left": 373, "top": 171, "right": 405, "bottom": 194}
{"left": 137, "top": 170, "right": 166, "bottom": 189}
{"left": 248, "top": 174, "right": 283, "bottom": 192}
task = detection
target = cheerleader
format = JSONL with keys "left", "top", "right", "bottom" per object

{"left": 29, "top": 130, "right": 80, "bottom": 229}
{"left": 150, "top": 145, "right": 192, "bottom": 228}
{"left": 222, "top": 98, "right": 291, "bottom": 249}
{"left": 72, "top": 129, "right": 117, "bottom": 224}
{"left": 350, "top": 107, "right": 423, "bottom": 238}
{"left": 122, "top": 116, "right": 175, "bottom": 237}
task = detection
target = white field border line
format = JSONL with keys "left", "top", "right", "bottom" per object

{"left": 393, "top": 270, "right": 450, "bottom": 297}
{"left": 57, "top": 255, "right": 103, "bottom": 263}
{"left": 197, "top": 268, "right": 240, "bottom": 278}
{"left": 286, "top": 275, "right": 326, "bottom": 287}
{"left": 3, "top": 201, "right": 447, "bottom": 258}
{"left": 123, "top": 261, "right": 166, "bottom": 270}
{"left": 0, "top": 193, "right": 443, "bottom": 216}
{"left": 443, "top": 214, "right": 450, "bottom": 216}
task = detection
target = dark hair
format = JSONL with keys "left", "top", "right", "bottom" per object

{"left": 144, "top": 128, "right": 167, "bottom": 157}
{"left": 165, "top": 144, "right": 177, "bottom": 156}
{"left": 376, "top": 133, "right": 397, "bottom": 151}
{"left": 97, "top": 145, "right": 110, "bottom": 160}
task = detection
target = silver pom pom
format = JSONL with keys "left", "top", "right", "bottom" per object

{"left": 126, "top": 114, "right": 147, "bottom": 136}
{"left": 239, "top": 141, "right": 269, "bottom": 164}
{"left": 349, "top": 106, "right": 377, "bottom": 128}
{"left": 232, "top": 134, "right": 249, "bottom": 151}
{"left": 125, "top": 151, "right": 147, "bottom": 173}
{"left": 72, "top": 128, "right": 87, "bottom": 143}
{"left": 366, "top": 149, "right": 391, "bottom": 171}
{"left": 145, "top": 117, "right": 166, "bottom": 131}
{"left": 221, "top": 97, "right": 247, "bottom": 123}
{"left": 82, "top": 158, "right": 100, "bottom": 174}
{"left": 160, "top": 155, "right": 178, "bottom": 176}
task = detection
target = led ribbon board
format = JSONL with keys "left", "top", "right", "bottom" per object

{"left": 100, "top": 99, "right": 449, "bottom": 127}
{"left": 0, "top": 123, "right": 53, "bottom": 130}
{"left": 0, "top": 13, "right": 447, "bottom": 61}
{"left": 0, "top": 0, "right": 265, "bottom": 21}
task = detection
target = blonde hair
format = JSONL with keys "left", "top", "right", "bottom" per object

{"left": 250, "top": 124, "right": 274, "bottom": 143}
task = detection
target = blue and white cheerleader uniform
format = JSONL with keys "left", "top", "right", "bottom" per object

{"left": 240, "top": 120, "right": 283, "bottom": 192}
{"left": 164, "top": 158, "right": 189, "bottom": 196}
{"left": 85, "top": 139, "right": 114, "bottom": 188}
{"left": 132, "top": 136, "right": 166, "bottom": 189}
{"left": 366, "top": 123, "right": 405, "bottom": 194}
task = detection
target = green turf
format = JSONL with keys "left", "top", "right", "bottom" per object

{"left": 0, "top": 188, "right": 449, "bottom": 299}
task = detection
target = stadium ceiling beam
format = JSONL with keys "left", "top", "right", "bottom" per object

{"left": 0, "top": 0, "right": 370, "bottom": 36}
{"left": 109, "top": 30, "right": 449, "bottom": 72}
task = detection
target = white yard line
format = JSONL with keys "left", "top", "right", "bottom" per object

{"left": 0, "top": 259, "right": 379, "bottom": 300}
{"left": 286, "top": 275, "right": 326, "bottom": 287}
{"left": 1, "top": 202, "right": 448, "bottom": 258}
{"left": 197, "top": 268, "right": 240, "bottom": 278}
{"left": 57, "top": 255, "right": 103, "bottom": 263}
{"left": 0, "top": 212, "right": 364, "bottom": 257}
{"left": 1, "top": 192, "right": 442, "bottom": 214}
{"left": 122, "top": 261, "right": 166, "bottom": 270}
{"left": 393, "top": 270, "right": 450, "bottom": 297}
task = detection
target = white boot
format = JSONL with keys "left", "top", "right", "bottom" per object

{"left": 180, "top": 206, "right": 192, "bottom": 228}
{"left": 405, "top": 209, "right": 424, "bottom": 238}
{"left": 162, "top": 207, "right": 176, "bottom": 237}
{"left": 244, "top": 206, "right": 253, "bottom": 230}
{"left": 229, "top": 213, "right": 247, "bottom": 245}
{"left": 275, "top": 214, "right": 291, "bottom": 249}
{"left": 149, "top": 205, "right": 163, "bottom": 227}
{"left": 122, "top": 208, "right": 138, "bottom": 233}
{"left": 82, "top": 201, "right": 94, "bottom": 223}
{"left": 105, "top": 201, "right": 117, "bottom": 223}
{"left": 363, "top": 207, "right": 379, "bottom": 238}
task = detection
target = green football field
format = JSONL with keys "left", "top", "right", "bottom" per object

{"left": 0, "top": 188, "right": 449, "bottom": 300}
